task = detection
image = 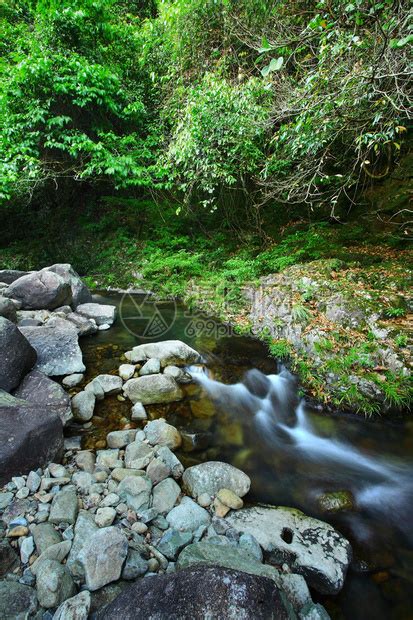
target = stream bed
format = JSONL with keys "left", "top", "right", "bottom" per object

{"left": 78, "top": 292, "right": 413, "bottom": 620}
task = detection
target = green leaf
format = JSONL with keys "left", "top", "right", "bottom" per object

{"left": 261, "top": 56, "right": 284, "bottom": 77}
{"left": 258, "top": 36, "right": 272, "bottom": 53}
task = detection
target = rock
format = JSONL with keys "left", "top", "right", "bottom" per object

{"left": 19, "top": 323, "right": 85, "bottom": 376}
{"left": 75, "top": 451, "right": 96, "bottom": 473}
{"left": 146, "top": 457, "right": 170, "bottom": 485}
{"left": 49, "top": 487, "right": 79, "bottom": 525}
{"left": 6, "top": 270, "right": 72, "bottom": 310}
{"left": 156, "top": 530, "right": 193, "bottom": 561}
{"left": 76, "top": 303, "right": 116, "bottom": 327}
{"left": 0, "top": 295, "right": 17, "bottom": 322}
{"left": 118, "top": 475, "right": 152, "bottom": 512}
{"left": 72, "top": 472, "right": 95, "bottom": 493}
{"left": 107, "top": 429, "right": 137, "bottom": 449}
{"left": 156, "top": 446, "right": 184, "bottom": 479}
{"left": 15, "top": 370, "right": 73, "bottom": 426}
{"left": 166, "top": 497, "right": 210, "bottom": 532}
{"left": 26, "top": 470, "right": 42, "bottom": 493}
{"left": 62, "top": 373, "right": 84, "bottom": 388}
{"left": 144, "top": 418, "right": 182, "bottom": 450}
{"left": 123, "top": 375, "right": 183, "bottom": 405}
{"left": 96, "top": 449, "right": 122, "bottom": 469}
{"left": 316, "top": 490, "right": 355, "bottom": 514}
{"left": 45, "top": 264, "right": 92, "bottom": 308}
{"left": 65, "top": 312, "right": 97, "bottom": 336}
{"left": 95, "top": 507, "right": 116, "bottom": 527}
{"left": 164, "top": 365, "right": 192, "bottom": 383}
{"left": 125, "top": 440, "right": 154, "bottom": 469}
{"left": 131, "top": 402, "right": 147, "bottom": 421}
{"left": 53, "top": 590, "right": 91, "bottom": 620}
{"left": 239, "top": 533, "right": 263, "bottom": 562}
{"left": 0, "top": 269, "right": 30, "bottom": 284}
{"left": 49, "top": 463, "right": 68, "bottom": 478}
{"left": 139, "top": 358, "right": 161, "bottom": 376}
{"left": 7, "top": 525, "right": 29, "bottom": 537}
{"left": 183, "top": 462, "right": 251, "bottom": 499}
{"left": 152, "top": 478, "right": 181, "bottom": 514}
{"left": 99, "top": 566, "right": 293, "bottom": 620}
{"left": 85, "top": 378, "right": 105, "bottom": 400}
{"left": 111, "top": 468, "right": 143, "bottom": 482}
{"left": 36, "top": 558, "right": 76, "bottom": 608}
{"left": 100, "top": 493, "right": 120, "bottom": 507}
{"left": 0, "top": 581, "right": 37, "bottom": 619}
{"left": 118, "top": 364, "right": 135, "bottom": 381}
{"left": 66, "top": 511, "right": 98, "bottom": 579}
{"left": 0, "top": 539, "right": 19, "bottom": 576}
{"left": 31, "top": 523, "right": 62, "bottom": 555}
{"left": 226, "top": 506, "right": 352, "bottom": 594}
{"left": 0, "top": 391, "right": 63, "bottom": 486}
{"left": 125, "top": 340, "right": 201, "bottom": 367}
{"left": 197, "top": 493, "right": 212, "bottom": 508}
{"left": 217, "top": 488, "right": 243, "bottom": 510}
{"left": 0, "top": 317, "right": 37, "bottom": 391}
{"left": 121, "top": 549, "right": 149, "bottom": 580}
{"left": 71, "top": 390, "right": 95, "bottom": 422}
{"left": 0, "top": 491, "right": 14, "bottom": 509}
{"left": 31, "top": 541, "right": 72, "bottom": 575}
{"left": 93, "top": 374, "right": 123, "bottom": 395}
{"left": 20, "top": 535, "right": 34, "bottom": 563}
{"left": 78, "top": 527, "right": 128, "bottom": 591}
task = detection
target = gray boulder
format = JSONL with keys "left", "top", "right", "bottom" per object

{"left": 76, "top": 303, "right": 116, "bottom": 326}
{"left": 125, "top": 340, "right": 201, "bottom": 366}
{"left": 46, "top": 264, "right": 92, "bottom": 308}
{"left": 0, "top": 581, "right": 37, "bottom": 619}
{"left": 6, "top": 270, "right": 72, "bottom": 309}
{"left": 98, "top": 566, "right": 293, "bottom": 620}
{"left": 182, "top": 461, "right": 251, "bottom": 499}
{"left": 226, "top": 506, "right": 352, "bottom": 594}
{"left": 19, "top": 322, "right": 85, "bottom": 376}
{"left": 0, "top": 391, "right": 63, "bottom": 486}
{"left": 65, "top": 312, "right": 97, "bottom": 336}
{"left": 0, "top": 317, "right": 37, "bottom": 392}
{"left": 78, "top": 527, "right": 128, "bottom": 591}
{"left": 0, "top": 269, "right": 30, "bottom": 284}
{"left": 123, "top": 374, "right": 183, "bottom": 405}
{"left": 53, "top": 591, "right": 91, "bottom": 620}
{"left": 71, "top": 390, "right": 95, "bottom": 422}
{"left": 14, "top": 370, "right": 73, "bottom": 426}
{"left": 36, "top": 558, "right": 76, "bottom": 609}
{"left": 0, "top": 295, "right": 17, "bottom": 321}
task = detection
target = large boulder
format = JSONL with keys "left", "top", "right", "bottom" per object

{"left": 125, "top": 340, "right": 201, "bottom": 367}
{"left": 6, "top": 270, "right": 72, "bottom": 310}
{"left": 98, "top": 566, "right": 293, "bottom": 620}
{"left": 14, "top": 370, "right": 72, "bottom": 426}
{"left": 46, "top": 264, "right": 92, "bottom": 308}
{"left": 226, "top": 506, "right": 352, "bottom": 595}
{"left": 0, "top": 317, "right": 37, "bottom": 392}
{"left": 78, "top": 527, "right": 128, "bottom": 591}
{"left": 0, "top": 269, "right": 30, "bottom": 284}
{"left": 76, "top": 303, "right": 116, "bottom": 326}
{"left": 123, "top": 374, "right": 183, "bottom": 405}
{"left": 0, "top": 391, "right": 64, "bottom": 485}
{"left": 19, "top": 322, "right": 85, "bottom": 376}
{"left": 182, "top": 461, "right": 251, "bottom": 499}
{"left": 0, "top": 295, "right": 17, "bottom": 322}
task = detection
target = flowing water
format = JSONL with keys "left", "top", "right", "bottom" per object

{"left": 78, "top": 292, "right": 413, "bottom": 619}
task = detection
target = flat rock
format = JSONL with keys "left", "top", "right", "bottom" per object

{"left": 125, "top": 340, "right": 201, "bottom": 366}
{"left": 0, "top": 317, "right": 37, "bottom": 392}
{"left": 14, "top": 370, "right": 73, "bottom": 426}
{"left": 19, "top": 323, "right": 85, "bottom": 376}
{"left": 123, "top": 374, "right": 183, "bottom": 405}
{"left": 49, "top": 487, "right": 79, "bottom": 525}
{"left": 166, "top": 497, "right": 210, "bottom": 532}
{"left": 124, "top": 440, "right": 154, "bottom": 469}
{"left": 76, "top": 303, "right": 116, "bottom": 326}
{"left": 182, "top": 461, "right": 251, "bottom": 499}
{"left": 0, "top": 392, "right": 63, "bottom": 486}
{"left": 93, "top": 374, "right": 123, "bottom": 395}
{"left": 78, "top": 527, "right": 128, "bottom": 591}
{"left": 98, "top": 566, "right": 292, "bottom": 620}
{"left": 156, "top": 530, "right": 193, "bottom": 561}
{"left": 107, "top": 429, "right": 137, "bottom": 449}
{"left": 226, "top": 505, "right": 352, "bottom": 594}
{"left": 6, "top": 270, "right": 72, "bottom": 310}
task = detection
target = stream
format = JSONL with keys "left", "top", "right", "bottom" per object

{"left": 78, "top": 292, "right": 413, "bottom": 620}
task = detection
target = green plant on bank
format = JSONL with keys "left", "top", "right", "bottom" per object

{"left": 395, "top": 334, "right": 408, "bottom": 348}
{"left": 385, "top": 307, "right": 407, "bottom": 318}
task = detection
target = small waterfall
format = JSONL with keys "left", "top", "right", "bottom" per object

{"left": 192, "top": 367, "right": 413, "bottom": 536}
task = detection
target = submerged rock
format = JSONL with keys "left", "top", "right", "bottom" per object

{"left": 316, "top": 490, "right": 355, "bottom": 514}
{"left": 98, "top": 566, "right": 294, "bottom": 620}
{"left": 0, "top": 317, "right": 37, "bottom": 392}
{"left": 226, "top": 505, "right": 352, "bottom": 594}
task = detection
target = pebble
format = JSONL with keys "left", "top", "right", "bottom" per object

{"left": 197, "top": 493, "right": 212, "bottom": 507}
{"left": 16, "top": 487, "right": 30, "bottom": 500}
{"left": 26, "top": 471, "right": 41, "bottom": 493}
{"left": 100, "top": 493, "right": 120, "bottom": 507}
{"left": 0, "top": 492, "right": 14, "bottom": 510}
{"left": 7, "top": 526, "right": 29, "bottom": 537}
{"left": 217, "top": 488, "right": 243, "bottom": 510}
{"left": 12, "top": 477, "right": 26, "bottom": 490}
{"left": 95, "top": 507, "right": 116, "bottom": 527}
{"left": 131, "top": 522, "right": 148, "bottom": 534}
{"left": 49, "top": 464, "right": 68, "bottom": 478}
{"left": 19, "top": 536, "right": 34, "bottom": 564}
